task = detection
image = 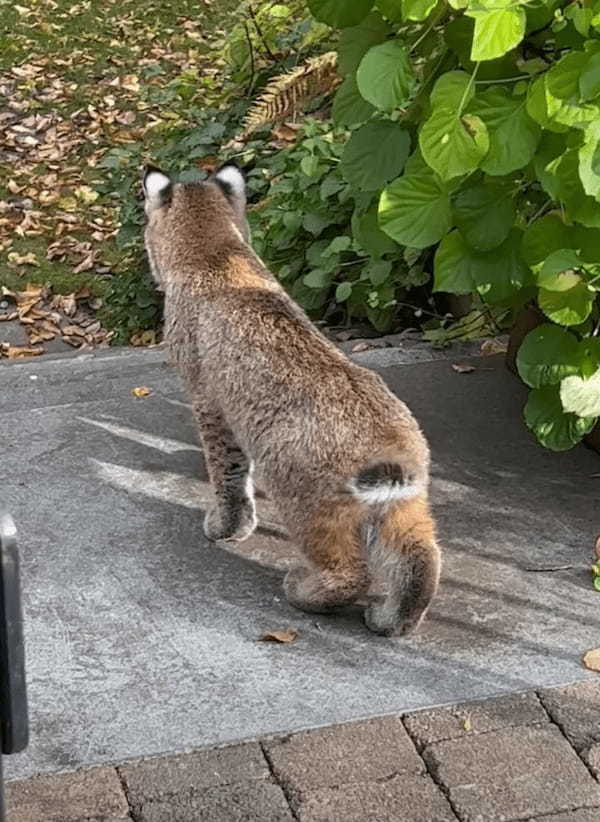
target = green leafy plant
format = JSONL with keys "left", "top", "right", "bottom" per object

{"left": 593, "top": 561, "right": 600, "bottom": 591}
{"left": 247, "top": 119, "right": 428, "bottom": 330}
{"left": 224, "top": 0, "right": 332, "bottom": 95}
{"left": 92, "top": 1, "right": 329, "bottom": 345}
{"left": 95, "top": 106, "right": 243, "bottom": 342}
{"left": 299, "top": 0, "right": 600, "bottom": 450}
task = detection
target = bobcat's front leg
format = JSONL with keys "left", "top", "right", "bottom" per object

{"left": 192, "top": 398, "right": 257, "bottom": 542}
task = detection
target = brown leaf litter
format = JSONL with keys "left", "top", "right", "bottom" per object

{"left": 258, "top": 630, "right": 299, "bottom": 644}
{"left": 582, "top": 648, "right": 600, "bottom": 673}
{"left": 131, "top": 386, "right": 152, "bottom": 398}
{"left": 0, "top": 282, "right": 111, "bottom": 358}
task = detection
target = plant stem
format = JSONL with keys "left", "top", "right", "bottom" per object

{"left": 248, "top": 3, "right": 277, "bottom": 62}
{"left": 527, "top": 199, "right": 554, "bottom": 224}
{"left": 475, "top": 74, "right": 534, "bottom": 84}
{"left": 243, "top": 21, "right": 256, "bottom": 96}
{"left": 410, "top": 7, "right": 447, "bottom": 55}
{"left": 458, "top": 62, "right": 480, "bottom": 116}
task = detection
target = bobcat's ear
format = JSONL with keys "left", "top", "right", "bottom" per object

{"left": 213, "top": 162, "right": 246, "bottom": 211}
{"left": 142, "top": 166, "right": 172, "bottom": 209}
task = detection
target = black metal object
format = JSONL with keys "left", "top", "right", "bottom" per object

{"left": 0, "top": 515, "right": 28, "bottom": 822}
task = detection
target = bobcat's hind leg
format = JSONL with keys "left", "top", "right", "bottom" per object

{"left": 364, "top": 498, "right": 440, "bottom": 637}
{"left": 192, "top": 397, "right": 257, "bottom": 542}
{"left": 284, "top": 500, "right": 368, "bottom": 613}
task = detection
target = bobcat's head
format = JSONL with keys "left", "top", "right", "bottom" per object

{"left": 142, "top": 163, "right": 250, "bottom": 289}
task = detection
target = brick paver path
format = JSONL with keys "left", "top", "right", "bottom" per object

{"left": 8, "top": 680, "right": 600, "bottom": 821}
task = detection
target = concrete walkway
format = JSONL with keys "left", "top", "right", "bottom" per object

{"left": 8, "top": 681, "right": 600, "bottom": 821}
{"left": 1, "top": 346, "right": 598, "bottom": 782}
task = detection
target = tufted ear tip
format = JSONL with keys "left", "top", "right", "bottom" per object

{"left": 142, "top": 166, "right": 172, "bottom": 203}
{"left": 213, "top": 162, "right": 246, "bottom": 204}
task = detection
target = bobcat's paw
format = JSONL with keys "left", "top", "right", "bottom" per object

{"left": 364, "top": 601, "right": 421, "bottom": 637}
{"left": 203, "top": 501, "right": 257, "bottom": 542}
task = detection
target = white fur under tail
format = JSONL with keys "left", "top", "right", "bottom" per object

{"left": 349, "top": 480, "right": 424, "bottom": 505}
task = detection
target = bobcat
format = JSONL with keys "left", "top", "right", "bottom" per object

{"left": 142, "top": 162, "right": 441, "bottom": 636}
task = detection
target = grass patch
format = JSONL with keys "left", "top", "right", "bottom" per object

{"left": 0, "top": 0, "right": 240, "bottom": 330}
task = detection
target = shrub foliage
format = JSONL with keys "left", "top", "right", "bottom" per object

{"left": 299, "top": 0, "right": 600, "bottom": 450}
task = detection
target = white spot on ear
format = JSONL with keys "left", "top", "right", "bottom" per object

{"left": 215, "top": 165, "right": 246, "bottom": 200}
{"left": 144, "top": 170, "right": 171, "bottom": 199}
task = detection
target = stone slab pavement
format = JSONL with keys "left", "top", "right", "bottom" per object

{"left": 0, "top": 346, "right": 598, "bottom": 781}
{"left": 7, "top": 682, "right": 600, "bottom": 821}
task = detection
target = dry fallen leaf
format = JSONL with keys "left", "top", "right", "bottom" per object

{"left": 131, "top": 329, "right": 157, "bottom": 346}
{"left": 60, "top": 294, "right": 77, "bottom": 316}
{"left": 7, "top": 251, "right": 39, "bottom": 266}
{"left": 274, "top": 123, "right": 301, "bottom": 141}
{"left": 480, "top": 338, "right": 508, "bottom": 356}
{"left": 452, "top": 363, "right": 476, "bottom": 374}
{"left": 196, "top": 155, "right": 218, "bottom": 172}
{"left": 73, "top": 185, "right": 99, "bottom": 204}
{"left": 258, "top": 630, "right": 298, "bottom": 644}
{"left": 582, "top": 648, "right": 600, "bottom": 672}
{"left": 595, "top": 536, "right": 600, "bottom": 560}
{"left": 463, "top": 716, "right": 472, "bottom": 732}
{"left": 132, "top": 386, "right": 152, "bottom": 398}
{"left": 62, "top": 324, "right": 86, "bottom": 337}
{"left": 6, "top": 345, "right": 44, "bottom": 359}
{"left": 121, "top": 74, "right": 140, "bottom": 93}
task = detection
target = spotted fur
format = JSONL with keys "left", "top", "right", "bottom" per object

{"left": 141, "top": 163, "right": 441, "bottom": 636}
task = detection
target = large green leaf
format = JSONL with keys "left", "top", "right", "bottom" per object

{"left": 352, "top": 206, "right": 399, "bottom": 257}
{"left": 561, "top": 368, "right": 600, "bottom": 417}
{"left": 403, "top": 148, "right": 432, "bottom": 176}
{"left": 579, "top": 52, "right": 600, "bottom": 100}
{"left": 375, "top": 0, "right": 403, "bottom": 22}
{"left": 379, "top": 174, "right": 451, "bottom": 248}
{"left": 332, "top": 76, "right": 376, "bottom": 127}
{"left": 470, "top": 229, "right": 529, "bottom": 303}
{"left": 402, "top": 0, "right": 436, "bottom": 21}
{"left": 338, "top": 12, "right": 392, "bottom": 75}
{"left": 538, "top": 282, "right": 595, "bottom": 326}
{"left": 579, "top": 120, "right": 600, "bottom": 200}
{"left": 525, "top": 385, "right": 596, "bottom": 451}
{"left": 452, "top": 182, "right": 515, "bottom": 251}
{"left": 555, "top": 149, "right": 600, "bottom": 228}
{"left": 579, "top": 337, "right": 600, "bottom": 377}
{"left": 308, "top": 0, "right": 374, "bottom": 27}
{"left": 433, "top": 227, "right": 527, "bottom": 301}
{"left": 526, "top": 74, "right": 568, "bottom": 133}
{"left": 521, "top": 214, "right": 573, "bottom": 267}
{"left": 517, "top": 324, "right": 582, "bottom": 388}
{"left": 357, "top": 40, "right": 415, "bottom": 111}
{"left": 341, "top": 120, "right": 410, "bottom": 191}
{"left": 537, "top": 249, "right": 584, "bottom": 291}
{"left": 574, "top": 224, "right": 600, "bottom": 262}
{"left": 470, "top": 87, "right": 541, "bottom": 175}
{"left": 419, "top": 106, "right": 489, "bottom": 180}
{"left": 545, "top": 52, "right": 600, "bottom": 127}
{"left": 433, "top": 230, "right": 475, "bottom": 294}
{"left": 533, "top": 132, "right": 566, "bottom": 199}
{"left": 445, "top": 16, "right": 518, "bottom": 80}
{"left": 467, "top": 7, "right": 526, "bottom": 61}
{"left": 430, "top": 71, "right": 474, "bottom": 109}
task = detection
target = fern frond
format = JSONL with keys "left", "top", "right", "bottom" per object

{"left": 241, "top": 51, "right": 340, "bottom": 137}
